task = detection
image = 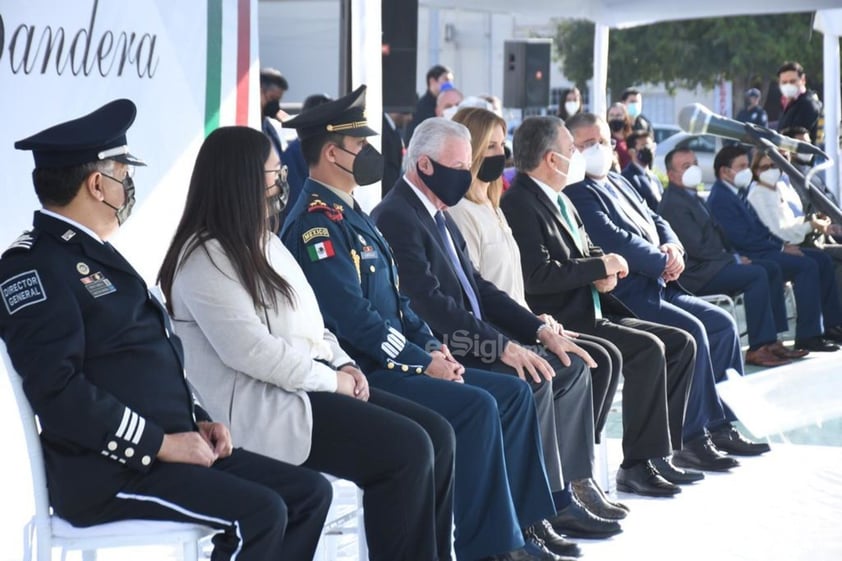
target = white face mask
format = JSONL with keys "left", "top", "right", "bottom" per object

{"left": 780, "top": 83, "right": 800, "bottom": 99}
{"left": 552, "top": 150, "right": 587, "bottom": 185}
{"left": 582, "top": 143, "right": 613, "bottom": 178}
{"left": 626, "top": 101, "right": 642, "bottom": 118}
{"left": 732, "top": 168, "right": 753, "bottom": 188}
{"left": 681, "top": 165, "right": 703, "bottom": 188}
{"left": 442, "top": 105, "right": 459, "bottom": 120}
{"left": 564, "top": 100, "right": 581, "bottom": 115}
{"left": 759, "top": 168, "right": 782, "bottom": 186}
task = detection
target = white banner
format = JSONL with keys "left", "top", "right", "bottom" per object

{"left": 0, "top": 1, "right": 257, "bottom": 557}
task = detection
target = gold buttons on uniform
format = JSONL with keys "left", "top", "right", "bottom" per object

{"left": 369, "top": 265, "right": 376, "bottom": 273}
{"left": 401, "top": 365, "right": 409, "bottom": 372}
{"left": 387, "top": 362, "right": 395, "bottom": 369}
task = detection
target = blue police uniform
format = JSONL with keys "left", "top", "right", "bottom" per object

{"left": 1, "top": 99, "right": 331, "bottom": 561}
{"left": 282, "top": 178, "right": 557, "bottom": 561}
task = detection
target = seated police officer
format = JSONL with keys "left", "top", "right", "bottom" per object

{"left": 1, "top": 99, "right": 332, "bottom": 561}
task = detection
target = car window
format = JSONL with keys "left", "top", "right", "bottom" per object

{"left": 653, "top": 126, "right": 679, "bottom": 144}
{"left": 676, "top": 134, "right": 716, "bottom": 153}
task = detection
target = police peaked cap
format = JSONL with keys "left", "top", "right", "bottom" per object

{"left": 15, "top": 99, "right": 146, "bottom": 169}
{"left": 282, "top": 85, "right": 377, "bottom": 140}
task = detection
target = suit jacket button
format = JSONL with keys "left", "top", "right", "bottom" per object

{"left": 141, "top": 455, "right": 152, "bottom": 466}
{"left": 107, "top": 441, "right": 118, "bottom": 451}
{"left": 124, "top": 447, "right": 135, "bottom": 458}
{"left": 369, "top": 265, "right": 376, "bottom": 272}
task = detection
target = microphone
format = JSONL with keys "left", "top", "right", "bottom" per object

{"left": 678, "top": 103, "right": 826, "bottom": 157}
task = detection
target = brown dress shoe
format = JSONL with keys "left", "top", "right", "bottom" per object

{"left": 745, "top": 345, "right": 791, "bottom": 367}
{"left": 769, "top": 340, "right": 809, "bottom": 359}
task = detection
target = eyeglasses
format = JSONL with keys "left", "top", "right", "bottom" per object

{"left": 265, "top": 165, "right": 288, "bottom": 185}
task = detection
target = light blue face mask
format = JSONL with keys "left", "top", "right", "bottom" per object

{"left": 627, "top": 101, "right": 642, "bottom": 119}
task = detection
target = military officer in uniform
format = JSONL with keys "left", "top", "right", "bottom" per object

{"left": 281, "top": 86, "right": 581, "bottom": 561}
{"left": 0, "top": 99, "right": 332, "bottom": 561}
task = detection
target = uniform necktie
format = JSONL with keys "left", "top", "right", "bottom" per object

{"left": 556, "top": 195, "right": 602, "bottom": 319}
{"left": 434, "top": 211, "right": 482, "bottom": 320}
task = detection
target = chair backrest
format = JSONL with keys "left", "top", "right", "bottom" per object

{"left": 1, "top": 341, "right": 54, "bottom": 544}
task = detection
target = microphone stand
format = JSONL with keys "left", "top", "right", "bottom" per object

{"left": 744, "top": 128, "right": 842, "bottom": 225}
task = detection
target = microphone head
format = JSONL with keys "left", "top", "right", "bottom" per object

{"left": 678, "top": 103, "right": 712, "bottom": 135}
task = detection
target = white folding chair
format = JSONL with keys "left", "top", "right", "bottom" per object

{"left": 1, "top": 341, "right": 213, "bottom": 561}
{"left": 316, "top": 476, "right": 367, "bottom": 561}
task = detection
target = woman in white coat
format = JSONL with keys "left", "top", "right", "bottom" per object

{"left": 158, "top": 127, "right": 455, "bottom": 561}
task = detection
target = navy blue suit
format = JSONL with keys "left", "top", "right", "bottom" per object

{"left": 658, "top": 183, "right": 789, "bottom": 350}
{"left": 371, "top": 179, "right": 596, "bottom": 491}
{"left": 621, "top": 162, "right": 663, "bottom": 212}
{"left": 707, "top": 179, "right": 842, "bottom": 340}
{"left": 282, "top": 179, "right": 555, "bottom": 561}
{"left": 565, "top": 173, "right": 740, "bottom": 442}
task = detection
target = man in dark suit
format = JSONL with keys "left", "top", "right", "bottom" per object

{"left": 282, "top": 86, "right": 583, "bottom": 561}
{"left": 1, "top": 99, "right": 332, "bottom": 561}
{"left": 500, "top": 115, "right": 699, "bottom": 495}
{"left": 372, "top": 117, "right": 628, "bottom": 536}
{"left": 564, "top": 113, "right": 770, "bottom": 470}
{"left": 621, "top": 130, "right": 663, "bottom": 212}
{"left": 658, "top": 147, "right": 806, "bottom": 367}
{"left": 706, "top": 145, "right": 842, "bottom": 352}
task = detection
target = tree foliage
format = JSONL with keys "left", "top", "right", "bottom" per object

{"left": 555, "top": 13, "right": 828, "bottom": 103}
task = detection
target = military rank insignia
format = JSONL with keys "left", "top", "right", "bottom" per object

{"left": 307, "top": 198, "right": 343, "bottom": 222}
{"left": 307, "top": 240, "right": 336, "bottom": 262}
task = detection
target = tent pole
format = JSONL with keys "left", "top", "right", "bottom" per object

{"left": 822, "top": 28, "right": 840, "bottom": 201}
{"left": 592, "top": 24, "right": 610, "bottom": 118}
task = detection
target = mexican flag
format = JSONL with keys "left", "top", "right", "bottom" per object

{"left": 307, "top": 240, "right": 336, "bottom": 262}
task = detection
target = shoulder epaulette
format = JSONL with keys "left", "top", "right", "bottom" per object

{"left": 307, "top": 194, "right": 344, "bottom": 222}
{"left": 2, "top": 230, "right": 39, "bottom": 257}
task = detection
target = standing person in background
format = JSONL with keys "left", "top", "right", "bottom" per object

{"left": 736, "top": 88, "right": 768, "bottom": 128}
{"left": 557, "top": 88, "right": 583, "bottom": 121}
{"left": 260, "top": 67, "right": 290, "bottom": 158}
{"left": 620, "top": 88, "right": 652, "bottom": 134}
{"left": 621, "top": 130, "right": 663, "bottom": 212}
{"left": 776, "top": 61, "right": 824, "bottom": 146}
{"left": 406, "top": 64, "right": 454, "bottom": 141}
{"left": 606, "top": 103, "right": 632, "bottom": 170}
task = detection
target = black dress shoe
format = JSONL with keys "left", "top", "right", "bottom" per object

{"left": 709, "top": 425, "right": 770, "bottom": 456}
{"left": 823, "top": 327, "right": 842, "bottom": 344}
{"left": 673, "top": 435, "right": 739, "bottom": 472}
{"left": 650, "top": 456, "right": 705, "bottom": 484}
{"left": 548, "top": 498, "right": 622, "bottom": 539}
{"left": 525, "top": 520, "right": 582, "bottom": 558}
{"left": 616, "top": 461, "right": 681, "bottom": 497}
{"left": 570, "top": 478, "right": 628, "bottom": 519}
{"left": 794, "top": 336, "right": 840, "bottom": 352}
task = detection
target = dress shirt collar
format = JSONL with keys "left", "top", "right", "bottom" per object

{"left": 310, "top": 178, "right": 355, "bottom": 208}
{"left": 528, "top": 174, "right": 563, "bottom": 209}
{"left": 38, "top": 208, "right": 104, "bottom": 243}
{"left": 404, "top": 174, "right": 440, "bottom": 218}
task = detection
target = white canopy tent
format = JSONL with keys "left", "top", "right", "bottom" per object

{"left": 422, "top": 0, "right": 842, "bottom": 197}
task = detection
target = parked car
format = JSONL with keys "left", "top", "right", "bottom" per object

{"left": 653, "top": 132, "right": 725, "bottom": 188}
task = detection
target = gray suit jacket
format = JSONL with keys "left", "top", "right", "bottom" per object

{"left": 169, "top": 235, "right": 350, "bottom": 465}
{"left": 657, "top": 184, "right": 735, "bottom": 293}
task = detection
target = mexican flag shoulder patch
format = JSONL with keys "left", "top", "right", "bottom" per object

{"left": 307, "top": 240, "right": 336, "bottom": 262}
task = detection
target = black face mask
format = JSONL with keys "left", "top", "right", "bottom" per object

{"left": 417, "top": 156, "right": 472, "bottom": 207}
{"left": 477, "top": 154, "right": 506, "bottom": 182}
{"left": 637, "top": 147, "right": 654, "bottom": 168}
{"left": 262, "top": 98, "right": 280, "bottom": 119}
{"left": 608, "top": 119, "right": 626, "bottom": 133}
{"left": 335, "top": 143, "right": 384, "bottom": 186}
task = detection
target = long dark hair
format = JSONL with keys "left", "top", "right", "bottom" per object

{"left": 158, "top": 126, "right": 294, "bottom": 314}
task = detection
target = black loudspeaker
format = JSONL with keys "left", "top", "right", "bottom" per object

{"left": 382, "top": 0, "right": 418, "bottom": 113}
{"left": 503, "top": 40, "right": 551, "bottom": 109}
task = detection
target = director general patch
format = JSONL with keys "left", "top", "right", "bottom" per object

{"left": 2, "top": 270, "right": 47, "bottom": 315}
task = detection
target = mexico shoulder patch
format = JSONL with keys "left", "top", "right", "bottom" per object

{"left": 307, "top": 240, "right": 336, "bottom": 262}
{"left": 2, "top": 270, "right": 47, "bottom": 315}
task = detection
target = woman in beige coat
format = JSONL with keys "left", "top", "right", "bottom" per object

{"left": 158, "top": 127, "right": 455, "bottom": 561}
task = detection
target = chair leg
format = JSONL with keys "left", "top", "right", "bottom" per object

{"left": 183, "top": 539, "right": 199, "bottom": 561}
{"left": 356, "top": 487, "right": 367, "bottom": 561}
{"left": 81, "top": 550, "right": 97, "bottom": 561}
